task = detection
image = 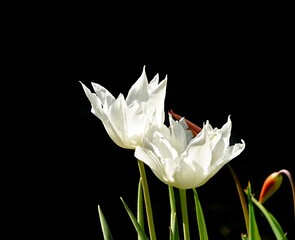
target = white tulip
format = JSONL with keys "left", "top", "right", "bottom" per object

{"left": 80, "top": 66, "right": 168, "bottom": 149}
{"left": 135, "top": 114, "right": 245, "bottom": 189}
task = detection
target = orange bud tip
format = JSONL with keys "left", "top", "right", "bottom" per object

{"left": 259, "top": 172, "right": 283, "bottom": 204}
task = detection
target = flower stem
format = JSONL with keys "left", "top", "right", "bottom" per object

{"left": 169, "top": 185, "right": 177, "bottom": 227}
{"left": 278, "top": 169, "right": 295, "bottom": 221}
{"left": 169, "top": 185, "right": 178, "bottom": 239}
{"left": 137, "top": 160, "right": 157, "bottom": 240}
{"left": 227, "top": 164, "right": 249, "bottom": 235}
{"left": 179, "top": 189, "right": 190, "bottom": 240}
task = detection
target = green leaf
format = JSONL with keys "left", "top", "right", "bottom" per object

{"left": 192, "top": 188, "right": 208, "bottom": 240}
{"left": 120, "top": 197, "right": 149, "bottom": 240}
{"left": 246, "top": 183, "right": 261, "bottom": 240}
{"left": 251, "top": 196, "right": 288, "bottom": 240}
{"left": 97, "top": 205, "right": 113, "bottom": 240}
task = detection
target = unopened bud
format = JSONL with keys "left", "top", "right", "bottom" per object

{"left": 259, "top": 172, "right": 283, "bottom": 204}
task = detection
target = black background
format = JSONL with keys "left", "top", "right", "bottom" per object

{"left": 4, "top": 4, "right": 295, "bottom": 240}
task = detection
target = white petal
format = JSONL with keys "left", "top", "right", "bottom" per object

{"left": 199, "top": 139, "right": 246, "bottom": 187}
{"left": 91, "top": 82, "right": 115, "bottom": 105}
{"left": 148, "top": 72, "right": 160, "bottom": 89}
{"left": 126, "top": 66, "right": 149, "bottom": 104}
{"left": 223, "top": 139, "right": 246, "bottom": 161}
{"left": 186, "top": 130, "right": 212, "bottom": 174}
{"left": 146, "top": 75, "right": 167, "bottom": 124}
{"left": 135, "top": 146, "right": 172, "bottom": 184}
{"left": 173, "top": 163, "right": 204, "bottom": 189}
{"left": 168, "top": 115, "right": 190, "bottom": 155}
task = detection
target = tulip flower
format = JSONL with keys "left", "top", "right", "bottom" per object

{"left": 80, "top": 66, "right": 168, "bottom": 240}
{"left": 135, "top": 113, "right": 246, "bottom": 189}
{"left": 80, "top": 66, "right": 167, "bottom": 149}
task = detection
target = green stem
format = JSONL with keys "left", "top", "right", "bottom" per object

{"left": 137, "top": 160, "right": 157, "bottom": 240}
{"left": 169, "top": 185, "right": 177, "bottom": 225}
{"left": 227, "top": 164, "right": 249, "bottom": 235}
{"left": 169, "top": 185, "right": 178, "bottom": 239}
{"left": 179, "top": 189, "right": 190, "bottom": 240}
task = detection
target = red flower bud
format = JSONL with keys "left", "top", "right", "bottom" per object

{"left": 259, "top": 171, "right": 283, "bottom": 204}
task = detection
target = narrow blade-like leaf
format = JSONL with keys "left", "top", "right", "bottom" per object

{"left": 246, "top": 182, "right": 261, "bottom": 240}
{"left": 120, "top": 197, "right": 149, "bottom": 240}
{"left": 97, "top": 205, "right": 113, "bottom": 240}
{"left": 137, "top": 177, "right": 145, "bottom": 240}
{"left": 251, "top": 196, "right": 288, "bottom": 239}
{"left": 193, "top": 188, "right": 208, "bottom": 240}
